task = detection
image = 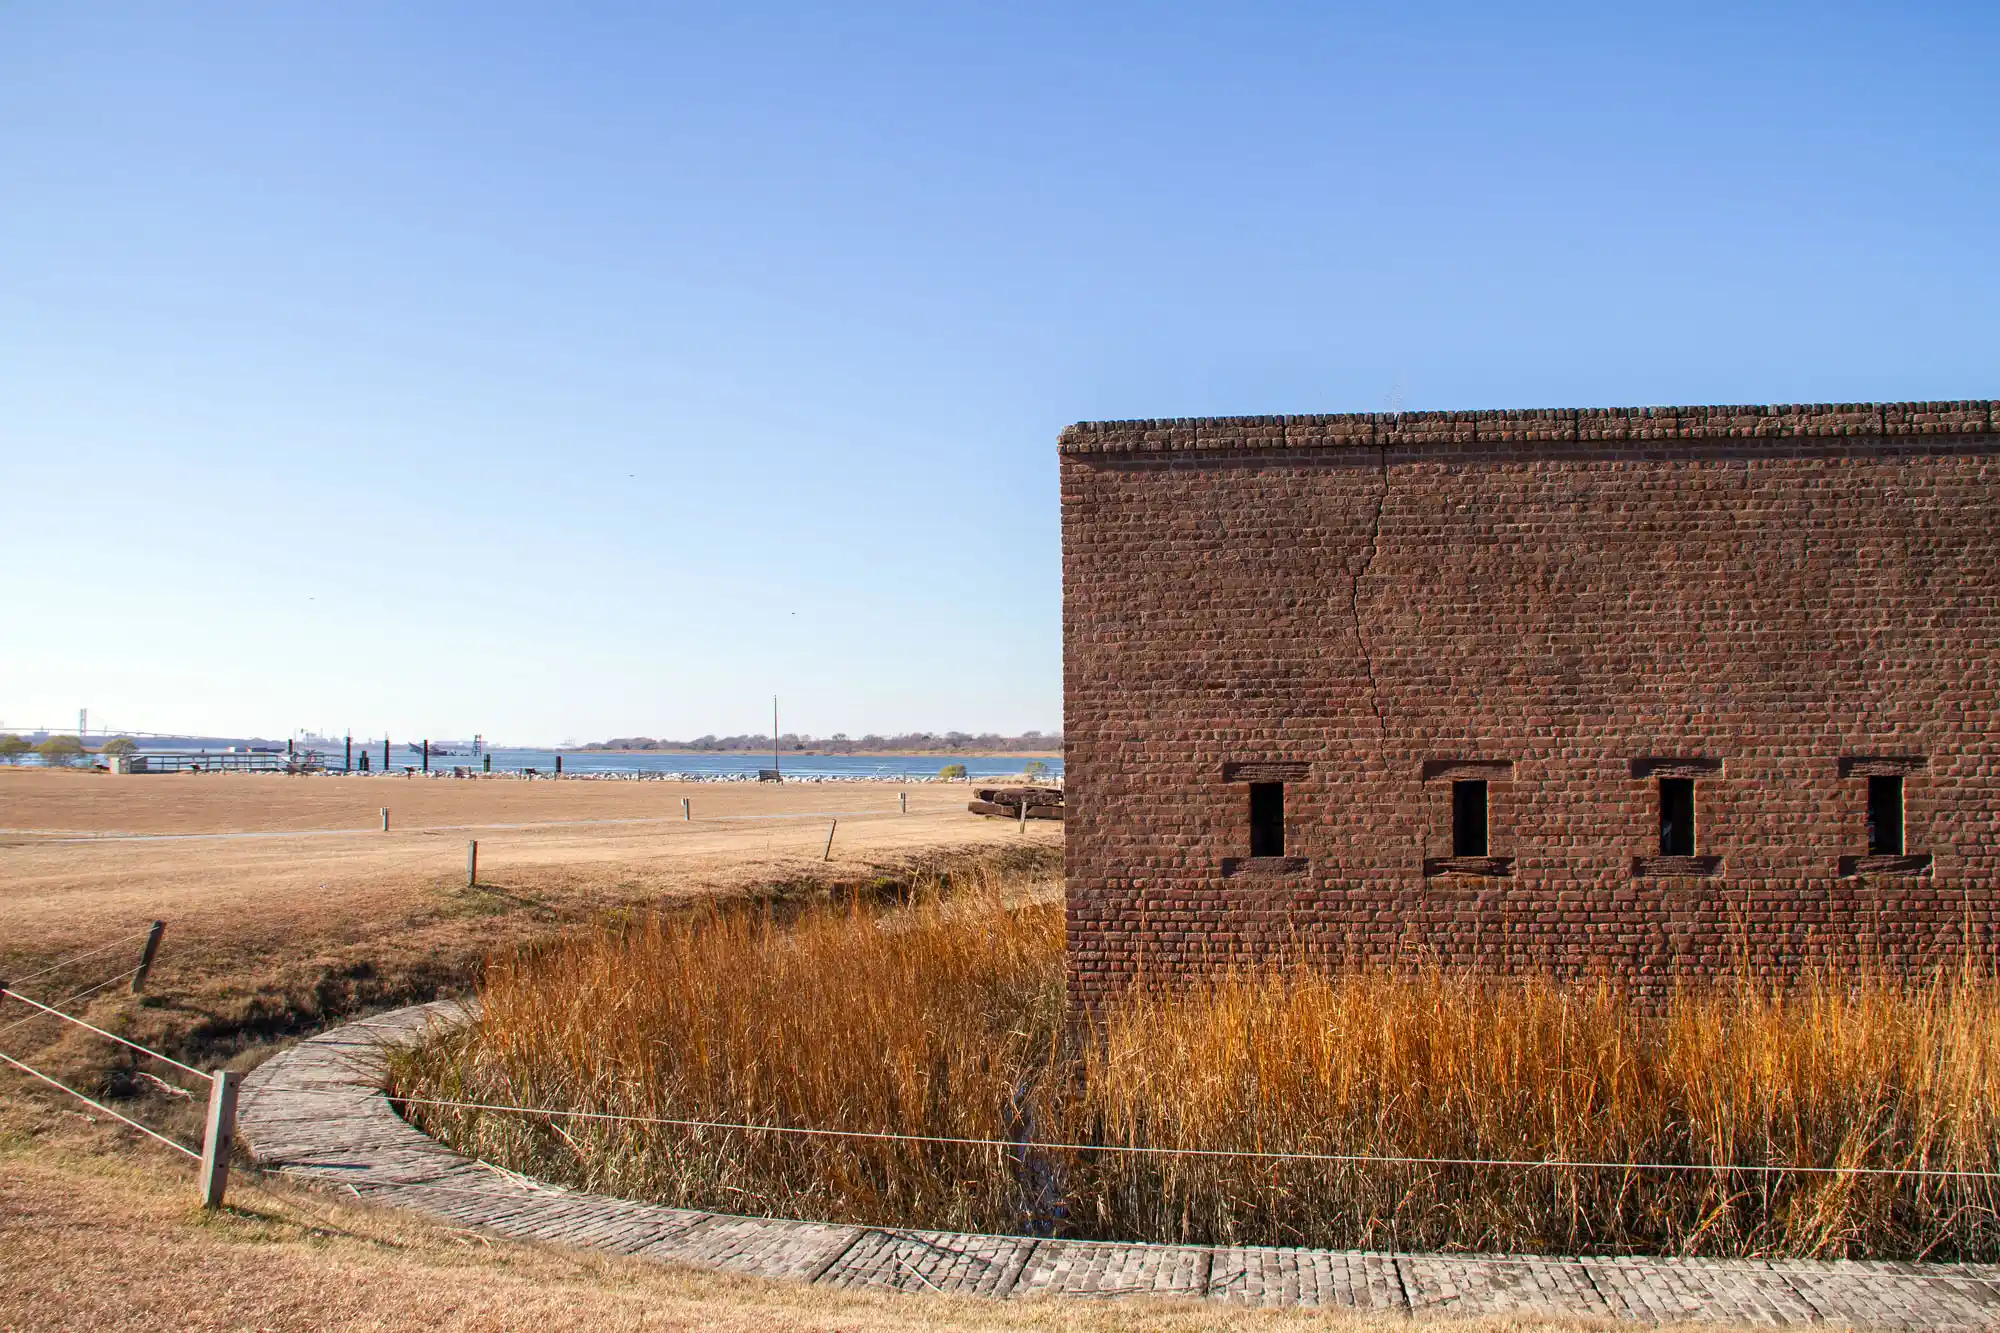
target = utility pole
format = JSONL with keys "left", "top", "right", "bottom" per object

{"left": 773, "top": 695, "right": 780, "bottom": 781}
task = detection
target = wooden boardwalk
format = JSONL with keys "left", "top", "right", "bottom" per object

{"left": 239, "top": 1002, "right": 2000, "bottom": 1327}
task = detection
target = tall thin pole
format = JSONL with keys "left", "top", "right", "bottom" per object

{"left": 773, "top": 695, "right": 780, "bottom": 781}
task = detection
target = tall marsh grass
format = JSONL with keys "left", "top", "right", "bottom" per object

{"left": 389, "top": 871, "right": 2000, "bottom": 1258}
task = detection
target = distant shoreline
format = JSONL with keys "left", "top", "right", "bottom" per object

{"left": 574, "top": 748, "right": 1062, "bottom": 759}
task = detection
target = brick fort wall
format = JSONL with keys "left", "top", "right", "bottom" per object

{"left": 1059, "top": 401, "right": 2000, "bottom": 1006}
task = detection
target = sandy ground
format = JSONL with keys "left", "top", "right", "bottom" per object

{"left": 0, "top": 768, "right": 1056, "bottom": 985}
{"left": 0, "top": 765, "right": 1060, "bottom": 1151}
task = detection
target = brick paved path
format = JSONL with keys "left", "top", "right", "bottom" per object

{"left": 239, "top": 1002, "right": 2000, "bottom": 1328}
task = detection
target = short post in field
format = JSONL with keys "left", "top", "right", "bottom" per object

{"left": 198, "top": 1069, "right": 241, "bottom": 1209}
{"left": 823, "top": 819, "right": 837, "bottom": 861}
{"left": 900, "top": 791, "right": 907, "bottom": 814}
{"left": 682, "top": 797, "right": 691, "bottom": 821}
{"left": 466, "top": 840, "right": 478, "bottom": 887}
{"left": 380, "top": 807, "right": 390, "bottom": 832}
{"left": 1019, "top": 794, "right": 1028, "bottom": 832}
{"left": 131, "top": 920, "right": 167, "bottom": 994}
{"left": 422, "top": 739, "right": 430, "bottom": 773}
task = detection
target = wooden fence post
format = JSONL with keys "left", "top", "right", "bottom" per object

{"left": 380, "top": 807, "right": 390, "bottom": 832}
{"left": 199, "top": 1070, "right": 241, "bottom": 1209}
{"left": 900, "top": 791, "right": 907, "bottom": 814}
{"left": 466, "top": 840, "right": 478, "bottom": 887}
{"left": 823, "top": 820, "right": 837, "bottom": 861}
{"left": 1019, "top": 795, "right": 1029, "bottom": 833}
{"left": 682, "top": 797, "right": 691, "bottom": 821}
{"left": 131, "top": 920, "right": 167, "bottom": 994}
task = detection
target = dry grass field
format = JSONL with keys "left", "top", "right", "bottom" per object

{"left": 401, "top": 885, "right": 2000, "bottom": 1261}
{"left": 0, "top": 769, "right": 1752, "bottom": 1329}
{"left": 1, "top": 765, "right": 1049, "bottom": 953}
{"left": 0, "top": 768, "right": 1054, "bottom": 1072}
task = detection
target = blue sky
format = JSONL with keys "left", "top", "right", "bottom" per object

{"left": 3, "top": 3, "right": 1994, "bottom": 744}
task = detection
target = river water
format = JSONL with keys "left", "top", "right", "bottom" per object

{"left": 301, "top": 746, "right": 1061, "bottom": 781}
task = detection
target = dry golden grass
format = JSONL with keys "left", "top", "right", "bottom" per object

{"left": 395, "top": 884, "right": 2000, "bottom": 1261}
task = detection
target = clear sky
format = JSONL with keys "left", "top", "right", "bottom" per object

{"left": 3, "top": 3, "right": 1995, "bottom": 745}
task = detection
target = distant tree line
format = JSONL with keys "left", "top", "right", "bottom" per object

{"left": 0, "top": 734, "right": 140, "bottom": 767}
{"left": 579, "top": 730, "right": 1061, "bottom": 754}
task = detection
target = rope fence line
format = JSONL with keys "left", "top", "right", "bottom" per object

{"left": 0, "top": 968, "right": 144, "bottom": 1038}
{"left": 386, "top": 1094, "right": 2000, "bottom": 1184}
{"left": 0, "top": 1048, "right": 200, "bottom": 1160}
{"left": 0, "top": 989, "right": 208, "bottom": 1082}
{"left": 0, "top": 947, "right": 241, "bottom": 1208}
{"left": 6, "top": 929, "right": 155, "bottom": 987}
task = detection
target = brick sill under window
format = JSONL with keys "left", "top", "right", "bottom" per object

{"left": 1220, "top": 857, "right": 1311, "bottom": 877}
{"left": 1839, "top": 854, "right": 1933, "bottom": 877}
{"left": 1632, "top": 855, "right": 1723, "bottom": 878}
{"left": 1424, "top": 856, "right": 1515, "bottom": 878}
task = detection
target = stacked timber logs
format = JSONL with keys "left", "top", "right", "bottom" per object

{"left": 969, "top": 786, "right": 1065, "bottom": 821}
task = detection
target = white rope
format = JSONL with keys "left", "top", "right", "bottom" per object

{"left": 0, "top": 968, "right": 143, "bottom": 1038}
{"left": 0, "top": 1049, "right": 200, "bottom": 1160}
{"left": 388, "top": 1094, "right": 2000, "bottom": 1183}
{"left": 7, "top": 930, "right": 152, "bottom": 986}
{"left": 0, "top": 988, "right": 208, "bottom": 1081}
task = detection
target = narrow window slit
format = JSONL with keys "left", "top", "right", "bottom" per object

{"left": 1659, "top": 778, "right": 1695, "bottom": 857}
{"left": 1249, "top": 782, "right": 1285, "bottom": 858}
{"left": 1868, "top": 775, "right": 1904, "bottom": 856}
{"left": 1452, "top": 780, "right": 1488, "bottom": 857}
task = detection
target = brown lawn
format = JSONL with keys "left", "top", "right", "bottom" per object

{"left": 0, "top": 770, "right": 1726, "bottom": 1330}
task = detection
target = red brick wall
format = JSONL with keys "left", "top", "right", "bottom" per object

{"left": 1059, "top": 402, "right": 2000, "bottom": 1006}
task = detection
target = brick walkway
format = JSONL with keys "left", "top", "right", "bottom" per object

{"left": 239, "top": 1002, "right": 2000, "bottom": 1328}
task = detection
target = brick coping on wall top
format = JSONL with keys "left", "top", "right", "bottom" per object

{"left": 1059, "top": 400, "right": 1997, "bottom": 454}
